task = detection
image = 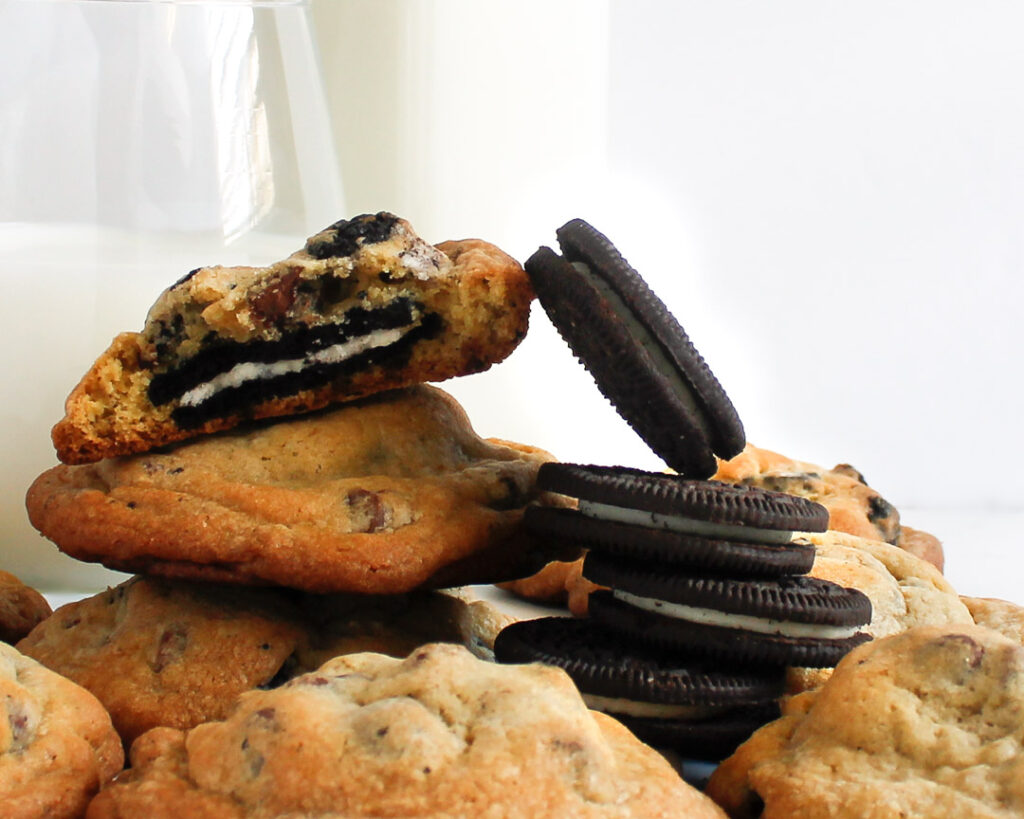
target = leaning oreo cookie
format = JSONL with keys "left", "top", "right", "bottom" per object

{"left": 529, "top": 463, "right": 825, "bottom": 577}
{"left": 494, "top": 616, "right": 784, "bottom": 760}
{"left": 585, "top": 552, "right": 873, "bottom": 668}
{"left": 52, "top": 213, "right": 533, "bottom": 464}
{"left": 525, "top": 219, "right": 744, "bottom": 476}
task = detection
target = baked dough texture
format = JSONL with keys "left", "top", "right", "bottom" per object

{"left": 783, "top": 531, "right": 973, "bottom": 693}
{"left": 86, "top": 643, "right": 725, "bottom": 819}
{"left": 706, "top": 623, "right": 1024, "bottom": 818}
{"left": 0, "top": 641, "right": 123, "bottom": 818}
{"left": 17, "top": 576, "right": 307, "bottom": 747}
{"left": 28, "top": 386, "right": 559, "bottom": 594}
{"left": 17, "top": 575, "right": 513, "bottom": 748}
{"left": 808, "top": 531, "right": 969, "bottom": 638}
{"left": 52, "top": 214, "right": 533, "bottom": 464}
{"left": 962, "top": 595, "right": 1024, "bottom": 645}
{"left": 714, "top": 444, "right": 943, "bottom": 570}
{"left": 0, "top": 569, "right": 51, "bottom": 644}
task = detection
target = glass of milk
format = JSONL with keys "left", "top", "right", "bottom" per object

{"left": 0, "top": 0, "right": 343, "bottom": 591}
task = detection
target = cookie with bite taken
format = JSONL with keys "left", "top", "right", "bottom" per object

{"left": 53, "top": 213, "right": 533, "bottom": 464}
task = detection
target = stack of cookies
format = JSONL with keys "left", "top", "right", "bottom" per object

{"left": 495, "top": 220, "right": 872, "bottom": 761}
{"left": 14, "top": 213, "right": 581, "bottom": 752}
{"left": 8, "top": 213, "right": 745, "bottom": 817}
{"left": 27, "top": 212, "right": 553, "bottom": 594}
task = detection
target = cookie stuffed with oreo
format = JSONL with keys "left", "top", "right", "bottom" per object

{"left": 53, "top": 213, "right": 534, "bottom": 464}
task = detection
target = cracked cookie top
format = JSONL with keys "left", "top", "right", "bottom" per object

{"left": 87, "top": 643, "right": 726, "bottom": 819}
{"left": 0, "top": 641, "right": 123, "bottom": 817}
{"left": 31, "top": 386, "right": 561, "bottom": 594}
{"left": 707, "top": 624, "right": 1024, "bottom": 818}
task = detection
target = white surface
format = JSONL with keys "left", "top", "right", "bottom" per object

{"left": 905, "top": 507, "right": 1024, "bottom": 603}
{"left": 599, "top": 2, "right": 1024, "bottom": 512}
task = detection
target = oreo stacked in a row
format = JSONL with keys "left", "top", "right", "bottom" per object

{"left": 495, "top": 219, "right": 872, "bottom": 760}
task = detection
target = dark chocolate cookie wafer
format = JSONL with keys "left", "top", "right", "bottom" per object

{"left": 585, "top": 553, "right": 872, "bottom": 668}
{"left": 615, "top": 702, "right": 782, "bottom": 763}
{"left": 525, "top": 506, "right": 815, "bottom": 578}
{"left": 529, "top": 463, "right": 825, "bottom": 577}
{"left": 525, "top": 219, "right": 744, "bottom": 476}
{"left": 494, "top": 616, "right": 784, "bottom": 760}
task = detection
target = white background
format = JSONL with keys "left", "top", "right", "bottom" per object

{"left": 316, "top": 1, "right": 1024, "bottom": 600}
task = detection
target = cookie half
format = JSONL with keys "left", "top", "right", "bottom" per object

{"left": 494, "top": 616, "right": 784, "bottom": 760}
{"left": 53, "top": 213, "right": 533, "bottom": 464}
{"left": 531, "top": 463, "right": 825, "bottom": 577}
{"left": 525, "top": 219, "right": 743, "bottom": 476}
{"left": 585, "top": 553, "right": 872, "bottom": 667}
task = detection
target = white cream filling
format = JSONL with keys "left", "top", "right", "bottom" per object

{"left": 572, "top": 261, "right": 712, "bottom": 438}
{"left": 577, "top": 499, "right": 800, "bottom": 545}
{"left": 583, "top": 693, "right": 721, "bottom": 720}
{"left": 613, "top": 589, "right": 863, "bottom": 640}
{"left": 179, "top": 324, "right": 415, "bottom": 408}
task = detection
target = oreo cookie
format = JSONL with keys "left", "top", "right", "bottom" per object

{"left": 528, "top": 463, "right": 825, "bottom": 577}
{"left": 524, "top": 219, "right": 744, "bottom": 477}
{"left": 584, "top": 552, "right": 872, "bottom": 668}
{"left": 494, "top": 616, "right": 784, "bottom": 760}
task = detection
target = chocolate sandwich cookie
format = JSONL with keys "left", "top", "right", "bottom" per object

{"left": 494, "top": 616, "right": 784, "bottom": 760}
{"left": 525, "top": 219, "right": 744, "bottom": 476}
{"left": 52, "top": 213, "right": 534, "bottom": 464}
{"left": 529, "top": 463, "right": 825, "bottom": 577}
{"left": 585, "top": 553, "right": 873, "bottom": 668}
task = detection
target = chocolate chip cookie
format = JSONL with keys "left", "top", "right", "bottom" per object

{"left": 17, "top": 576, "right": 514, "bottom": 748}
{"left": 0, "top": 641, "right": 123, "bottom": 817}
{"left": 785, "top": 530, "right": 973, "bottom": 693}
{"left": 716, "top": 443, "right": 944, "bottom": 570}
{"left": 0, "top": 569, "right": 51, "bottom": 644}
{"left": 87, "top": 643, "right": 726, "bottom": 818}
{"left": 707, "top": 624, "right": 1024, "bottom": 818}
{"left": 29, "top": 386, "right": 561, "bottom": 594}
{"left": 17, "top": 576, "right": 306, "bottom": 746}
{"left": 53, "top": 213, "right": 533, "bottom": 464}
